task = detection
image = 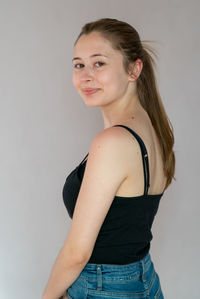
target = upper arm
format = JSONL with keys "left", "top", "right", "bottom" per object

{"left": 63, "top": 127, "right": 136, "bottom": 261}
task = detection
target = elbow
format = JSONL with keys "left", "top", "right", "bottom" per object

{"left": 62, "top": 240, "right": 92, "bottom": 266}
{"left": 66, "top": 247, "right": 91, "bottom": 266}
{"left": 72, "top": 251, "right": 90, "bottom": 265}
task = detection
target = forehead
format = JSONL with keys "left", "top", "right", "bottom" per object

{"left": 73, "top": 32, "right": 116, "bottom": 57}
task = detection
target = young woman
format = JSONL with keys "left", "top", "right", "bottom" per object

{"left": 42, "top": 18, "right": 175, "bottom": 299}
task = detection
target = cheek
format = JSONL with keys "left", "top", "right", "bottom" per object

{"left": 72, "top": 72, "right": 79, "bottom": 89}
{"left": 98, "top": 68, "right": 120, "bottom": 85}
{"left": 101, "top": 70, "right": 127, "bottom": 92}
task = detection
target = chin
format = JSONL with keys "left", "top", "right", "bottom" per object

{"left": 83, "top": 101, "right": 100, "bottom": 107}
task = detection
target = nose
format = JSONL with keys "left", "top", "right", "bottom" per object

{"left": 80, "top": 65, "right": 94, "bottom": 81}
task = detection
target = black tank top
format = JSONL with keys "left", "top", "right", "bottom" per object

{"left": 62, "top": 125, "right": 164, "bottom": 265}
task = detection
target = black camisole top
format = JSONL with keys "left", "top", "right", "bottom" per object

{"left": 62, "top": 125, "right": 165, "bottom": 265}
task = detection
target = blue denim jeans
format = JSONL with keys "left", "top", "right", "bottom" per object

{"left": 66, "top": 253, "right": 164, "bottom": 298}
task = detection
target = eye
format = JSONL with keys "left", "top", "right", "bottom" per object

{"left": 95, "top": 61, "right": 105, "bottom": 67}
{"left": 73, "top": 61, "right": 105, "bottom": 69}
{"left": 73, "top": 63, "right": 84, "bottom": 69}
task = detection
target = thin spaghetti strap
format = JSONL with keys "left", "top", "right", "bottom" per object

{"left": 113, "top": 124, "right": 150, "bottom": 196}
{"left": 79, "top": 152, "right": 89, "bottom": 166}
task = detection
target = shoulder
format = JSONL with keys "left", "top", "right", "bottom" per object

{"left": 91, "top": 125, "right": 136, "bottom": 150}
{"left": 90, "top": 126, "right": 139, "bottom": 157}
{"left": 89, "top": 127, "right": 124, "bottom": 160}
{"left": 87, "top": 126, "right": 140, "bottom": 177}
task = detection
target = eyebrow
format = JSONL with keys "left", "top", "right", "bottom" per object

{"left": 72, "top": 53, "right": 108, "bottom": 62}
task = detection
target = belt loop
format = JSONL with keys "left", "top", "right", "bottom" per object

{"left": 140, "top": 259, "right": 146, "bottom": 283}
{"left": 96, "top": 264, "right": 102, "bottom": 290}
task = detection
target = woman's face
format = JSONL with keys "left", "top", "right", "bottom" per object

{"left": 72, "top": 32, "right": 132, "bottom": 107}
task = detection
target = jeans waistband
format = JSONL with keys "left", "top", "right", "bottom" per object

{"left": 80, "top": 253, "right": 151, "bottom": 279}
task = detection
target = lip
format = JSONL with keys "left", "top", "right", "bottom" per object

{"left": 82, "top": 88, "right": 100, "bottom": 95}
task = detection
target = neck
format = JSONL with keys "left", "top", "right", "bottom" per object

{"left": 102, "top": 94, "right": 142, "bottom": 129}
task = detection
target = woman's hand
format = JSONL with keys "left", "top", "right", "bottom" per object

{"left": 58, "top": 293, "right": 68, "bottom": 299}
{"left": 59, "top": 292, "right": 68, "bottom": 299}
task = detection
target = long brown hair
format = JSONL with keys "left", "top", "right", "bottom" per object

{"left": 74, "top": 18, "right": 176, "bottom": 190}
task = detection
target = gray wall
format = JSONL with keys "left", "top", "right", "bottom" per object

{"left": 1, "top": 0, "right": 199, "bottom": 298}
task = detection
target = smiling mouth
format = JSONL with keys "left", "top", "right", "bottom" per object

{"left": 82, "top": 88, "right": 101, "bottom": 95}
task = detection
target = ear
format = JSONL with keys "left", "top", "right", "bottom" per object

{"left": 128, "top": 59, "right": 143, "bottom": 81}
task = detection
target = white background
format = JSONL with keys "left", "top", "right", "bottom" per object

{"left": 1, "top": 0, "right": 199, "bottom": 298}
